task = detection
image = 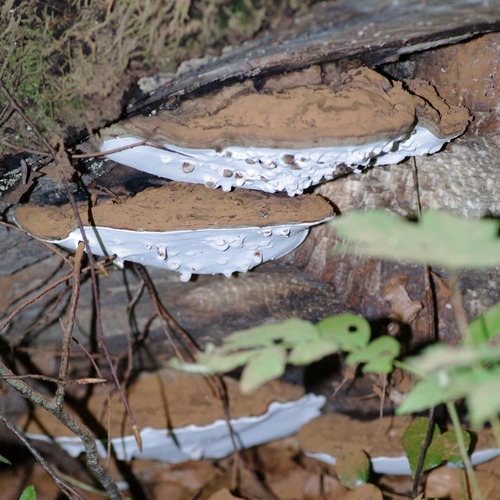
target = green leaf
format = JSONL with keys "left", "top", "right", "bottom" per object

{"left": 397, "top": 369, "right": 492, "bottom": 415}
{"left": 402, "top": 417, "right": 441, "bottom": 477}
{"left": 466, "top": 368, "right": 500, "bottom": 427}
{"left": 346, "top": 336, "right": 400, "bottom": 373}
{"left": 240, "top": 347, "right": 286, "bottom": 393}
{"left": 288, "top": 339, "right": 340, "bottom": 365}
{"left": 316, "top": 314, "right": 371, "bottom": 351}
{"left": 405, "top": 343, "right": 500, "bottom": 375}
{"left": 221, "top": 319, "right": 318, "bottom": 351}
{"left": 19, "top": 485, "right": 36, "bottom": 500}
{"left": 335, "top": 450, "right": 371, "bottom": 488}
{"left": 169, "top": 350, "right": 256, "bottom": 375}
{"left": 468, "top": 302, "right": 500, "bottom": 346}
{"left": 402, "top": 418, "right": 470, "bottom": 477}
{"left": 0, "top": 454, "right": 11, "bottom": 465}
{"left": 433, "top": 429, "right": 471, "bottom": 467}
{"left": 331, "top": 210, "right": 500, "bottom": 270}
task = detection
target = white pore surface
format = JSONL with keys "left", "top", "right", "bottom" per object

{"left": 305, "top": 447, "right": 500, "bottom": 476}
{"left": 26, "top": 394, "right": 326, "bottom": 462}
{"left": 46, "top": 221, "right": 328, "bottom": 281}
{"left": 102, "top": 126, "right": 454, "bottom": 196}
{"left": 372, "top": 126, "right": 458, "bottom": 166}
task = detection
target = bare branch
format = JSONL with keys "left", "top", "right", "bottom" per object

{"left": 0, "top": 413, "right": 86, "bottom": 500}
{"left": 66, "top": 182, "right": 142, "bottom": 453}
{"left": 55, "top": 241, "right": 85, "bottom": 410}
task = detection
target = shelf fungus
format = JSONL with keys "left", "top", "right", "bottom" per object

{"left": 14, "top": 182, "right": 333, "bottom": 281}
{"left": 100, "top": 67, "right": 470, "bottom": 196}
{"left": 22, "top": 366, "right": 325, "bottom": 463}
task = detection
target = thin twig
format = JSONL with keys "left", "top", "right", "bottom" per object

{"left": 0, "top": 374, "right": 105, "bottom": 385}
{"left": 6, "top": 257, "right": 67, "bottom": 310}
{"left": 0, "top": 87, "right": 122, "bottom": 497}
{"left": 55, "top": 241, "right": 85, "bottom": 410}
{"left": 73, "top": 336, "right": 114, "bottom": 466}
{"left": 0, "top": 139, "right": 53, "bottom": 157}
{"left": 71, "top": 139, "right": 190, "bottom": 159}
{"left": 411, "top": 407, "right": 435, "bottom": 498}
{"left": 0, "top": 81, "right": 56, "bottom": 159}
{"left": 0, "top": 258, "right": 115, "bottom": 333}
{"left": 0, "top": 104, "right": 14, "bottom": 128}
{"left": 12, "top": 286, "right": 70, "bottom": 344}
{"left": 0, "top": 220, "right": 73, "bottom": 268}
{"left": 67, "top": 186, "right": 142, "bottom": 453}
{"left": 0, "top": 274, "right": 73, "bottom": 333}
{"left": 135, "top": 265, "right": 243, "bottom": 491}
{"left": 0, "top": 413, "right": 86, "bottom": 500}
{"left": 0, "top": 365, "right": 121, "bottom": 498}
{"left": 119, "top": 272, "right": 145, "bottom": 392}
{"left": 71, "top": 139, "right": 148, "bottom": 159}
{"left": 136, "top": 265, "right": 201, "bottom": 359}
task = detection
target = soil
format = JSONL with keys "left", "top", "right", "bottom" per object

{"left": 13, "top": 182, "right": 333, "bottom": 240}
{"left": 104, "top": 67, "right": 469, "bottom": 150}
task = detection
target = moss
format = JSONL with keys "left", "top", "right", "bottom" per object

{"left": 0, "top": 0, "right": 319, "bottom": 157}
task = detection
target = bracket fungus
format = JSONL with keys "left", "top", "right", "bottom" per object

{"left": 100, "top": 67, "right": 470, "bottom": 196}
{"left": 14, "top": 182, "right": 333, "bottom": 281}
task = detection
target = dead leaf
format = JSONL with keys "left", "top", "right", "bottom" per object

{"left": 268, "top": 468, "right": 315, "bottom": 499}
{"left": 426, "top": 465, "right": 500, "bottom": 499}
{"left": 208, "top": 488, "right": 239, "bottom": 500}
{"left": 341, "top": 483, "right": 383, "bottom": 499}
{"left": 303, "top": 471, "right": 323, "bottom": 499}
{"left": 431, "top": 272, "right": 454, "bottom": 313}
{"left": 322, "top": 475, "right": 349, "bottom": 499}
{"left": 382, "top": 275, "right": 423, "bottom": 324}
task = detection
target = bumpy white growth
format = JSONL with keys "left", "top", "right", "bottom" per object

{"left": 45, "top": 221, "right": 329, "bottom": 281}
{"left": 371, "top": 126, "right": 458, "bottom": 166}
{"left": 102, "top": 126, "right": 459, "bottom": 196}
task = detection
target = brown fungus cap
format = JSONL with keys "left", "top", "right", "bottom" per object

{"left": 14, "top": 182, "right": 333, "bottom": 241}
{"left": 405, "top": 78, "right": 471, "bottom": 137}
{"left": 103, "top": 67, "right": 422, "bottom": 149}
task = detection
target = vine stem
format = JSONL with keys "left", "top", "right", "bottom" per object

{"left": 447, "top": 402, "right": 484, "bottom": 500}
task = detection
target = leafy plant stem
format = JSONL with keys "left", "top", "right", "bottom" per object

{"left": 446, "top": 402, "right": 483, "bottom": 500}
